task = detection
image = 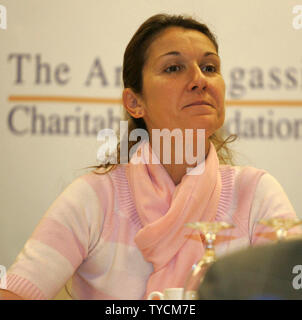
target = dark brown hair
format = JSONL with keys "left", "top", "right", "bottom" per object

{"left": 93, "top": 13, "right": 236, "bottom": 173}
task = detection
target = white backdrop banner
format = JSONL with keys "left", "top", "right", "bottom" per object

{"left": 0, "top": 0, "right": 302, "bottom": 269}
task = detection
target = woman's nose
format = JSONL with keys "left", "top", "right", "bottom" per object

{"left": 187, "top": 65, "right": 207, "bottom": 92}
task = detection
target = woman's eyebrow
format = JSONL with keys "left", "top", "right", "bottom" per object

{"left": 159, "top": 51, "right": 181, "bottom": 58}
{"left": 204, "top": 52, "right": 219, "bottom": 58}
{"left": 157, "top": 51, "right": 219, "bottom": 60}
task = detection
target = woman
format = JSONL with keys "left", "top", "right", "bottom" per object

{"left": 1, "top": 14, "right": 299, "bottom": 300}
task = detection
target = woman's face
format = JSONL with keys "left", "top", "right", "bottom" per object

{"left": 138, "top": 26, "right": 225, "bottom": 140}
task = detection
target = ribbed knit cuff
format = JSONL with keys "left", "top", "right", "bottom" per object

{"left": 6, "top": 273, "right": 46, "bottom": 300}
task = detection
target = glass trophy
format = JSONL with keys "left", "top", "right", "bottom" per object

{"left": 259, "top": 217, "right": 302, "bottom": 241}
{"left": 183, "top": 221, "right": 234, "bottom": 300}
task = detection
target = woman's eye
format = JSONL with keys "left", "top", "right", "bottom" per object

{"left": 164, "top": 65, "right": 182, "bottom": 73}
{"left": 202, "top": 65, "right": 217, "bottom": 73}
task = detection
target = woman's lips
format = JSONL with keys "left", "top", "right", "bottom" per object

{"left": 183, "top": 101, "right": 213, "bottom": 109}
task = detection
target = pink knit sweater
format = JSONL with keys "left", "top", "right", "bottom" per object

{"left": 6, "top": 164, "right": 297, "bottom": 299}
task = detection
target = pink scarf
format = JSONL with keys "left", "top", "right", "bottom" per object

{"left": 126, "top": 140, "right": 222, "bottom": 299}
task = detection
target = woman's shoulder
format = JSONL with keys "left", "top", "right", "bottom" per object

{"left": 47, "top": 166, "right": 128, "bottom": 224}
{"left": 219, "top": 164, "right": 266, "bottom": 175}
{"left": 219, "top": 164, "right": 285, "bottom": 192}
{"left": 66, "top": 164, "right": 128, "bottom": 198}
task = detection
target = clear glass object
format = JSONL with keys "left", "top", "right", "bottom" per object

{"left": 259, "top": 217, "right": 302, "bottom": 241}
{"left": 182, "top": 221, "right": 234, "bottom": 300}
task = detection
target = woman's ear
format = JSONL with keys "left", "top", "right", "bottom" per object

{"left": 122, "top": 88, "right": 145, "bottom": 118}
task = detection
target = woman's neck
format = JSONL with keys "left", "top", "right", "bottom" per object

{"left": 161, "top": 139, "right": 210, "bottom": 185}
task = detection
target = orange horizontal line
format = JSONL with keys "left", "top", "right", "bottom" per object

{"left": 8, "top": 95, "right": 302, "bottom": 107}
{"left": 226, "top": 100, "right": 302, "bottom": 107}
{"left": 8, "top": 95, "right": 121, "bottom": 104}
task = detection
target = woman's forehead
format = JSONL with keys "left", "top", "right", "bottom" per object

{"left": 145, "top": 27, "right": 217, "bottom": 62}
